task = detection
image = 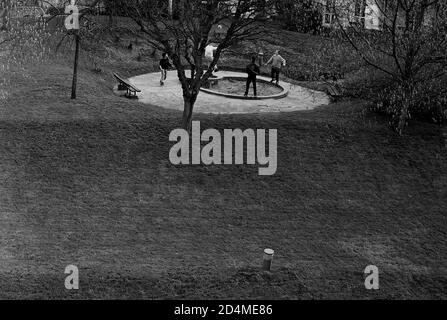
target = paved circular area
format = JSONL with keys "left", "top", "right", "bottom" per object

{"left": 128, "top": 71, "right": 330, "bottom": 114}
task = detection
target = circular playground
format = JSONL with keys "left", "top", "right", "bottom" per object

{"left": 120, "top": 70, "right": 330, "bottom": 114}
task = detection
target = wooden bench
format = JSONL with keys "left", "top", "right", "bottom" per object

{"left": 113, "top": 73, "right": 141, "bottom": 99}
{"left": 326, "top": 82, "right": 343, "bottom": 101}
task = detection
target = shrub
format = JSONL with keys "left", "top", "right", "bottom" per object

{"left": 343, "top": 67, "right": 392, "bottom": 98}
{"left": 46, "top": 6, "right": 63, "bottom": 16}
{"left": 275, "top": 0, "right": 323, "bottom": 34}
{"left": 371, "top": 79, "right": 447, "bottom": 132}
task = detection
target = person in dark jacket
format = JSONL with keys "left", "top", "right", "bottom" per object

{"left": 244, "top": 56, "right": 260, "bottom": 97}
{"left": 159, "top": 53, "right": 172, "bottom": 86}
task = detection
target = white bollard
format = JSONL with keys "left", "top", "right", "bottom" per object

{"left": 262, "top": 248, "right": 274, "bottom": 271}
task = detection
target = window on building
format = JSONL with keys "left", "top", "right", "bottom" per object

{"left": 352, "top": 0, "right": 366, "bottom": 25}
{"left": 354, "top": 0, "right": 366, "bottom": 17}
{"left": 324, "top": 0, "right": 336, "bottom": 25}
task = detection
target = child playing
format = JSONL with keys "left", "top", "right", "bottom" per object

{"left": 159, "top": 53, "right": 172, "bottom": 86}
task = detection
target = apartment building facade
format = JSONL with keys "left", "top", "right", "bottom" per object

{"left": 316, "top": 0, "right": 383, "bottom": 30}
{"left": 317, "top": 0, "right": 439, "bottom": 31}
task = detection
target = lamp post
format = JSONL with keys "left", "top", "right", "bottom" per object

{"left": 65, "top": 0, "right": 80, "bottom": 99}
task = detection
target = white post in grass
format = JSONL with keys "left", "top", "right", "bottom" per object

{"left": 168, "top": 0, "right": 173, "bottom": 18}
{"left": 262, "top": 248, "right": 274, "bottom": 271}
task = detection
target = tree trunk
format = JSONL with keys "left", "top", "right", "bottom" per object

{"left": 182, "top": 98, "right": 194, "bottom": 132}
{"left": 398, "top": 82, "right": 414, "bottom": 134}
{"left": 71, "top": 32, "right": 80, "bottom": 99}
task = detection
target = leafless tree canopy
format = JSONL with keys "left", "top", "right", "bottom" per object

{"left": 333, "top": 0, "right": 447, "bottom": 82}
{"left": 109, "top": 0, "right": 268, "bottom": 129}
{"left": 331, "top": 0, "right": 447, "bottom": 132}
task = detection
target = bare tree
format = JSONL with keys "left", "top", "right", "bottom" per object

{"left": 0, "top": 0, "right": 47, "bottom": 58}
{"left": 116, "top": 0, "right": 267, "bottom": 130}
{"left": 332, "top": 0, "right": 447, "bottom": 132}
{"left": 0, "top": 0, "right": 51, "bottom": 98}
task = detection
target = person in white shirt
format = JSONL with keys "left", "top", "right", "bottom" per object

{"left": 265, "top": 50, "right": 286, "bottom": 85}
{"left": 205, "top": 43, "right": 219, "bottom": 74}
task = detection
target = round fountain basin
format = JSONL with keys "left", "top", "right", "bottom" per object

{"left": 201, "top": 76, "right": 289, "bottom": 100}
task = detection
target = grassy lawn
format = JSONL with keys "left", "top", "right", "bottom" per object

{"left": 0, "top": 23, "right": 446, "bottom": 299}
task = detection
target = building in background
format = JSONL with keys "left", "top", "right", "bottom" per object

{"left": 39, "top": 0, "right": 105, "bottom": 11}
{"left": 317, "top": 0, "right": 438, "bottom": 31}
{"left": 316, "top": 0, "right": 383, "bottom": 30}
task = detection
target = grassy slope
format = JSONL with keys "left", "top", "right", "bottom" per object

{"left": 0, "top": 25, "right": 446, "bottom": 299}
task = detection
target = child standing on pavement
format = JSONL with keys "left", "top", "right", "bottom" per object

{"left": 159, "top": 52, "right": 172, "bottom": 86}
{"left": 266, "top": 50, "right": 286, "bottom": 85}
